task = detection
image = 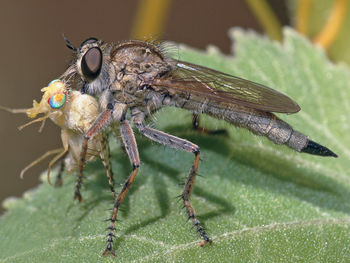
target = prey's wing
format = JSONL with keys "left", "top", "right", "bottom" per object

{"left": 152, "top": 61, "right": 300, "bottom": 113}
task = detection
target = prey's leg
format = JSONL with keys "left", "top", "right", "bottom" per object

{"left": 75, "top": 109, "right": 113, "bottom": 202}
{"left": 135, "top": 122, "right": 211, "bottom": 246}
{"left": 17, "top": 115, "right": 48, "bottom": 131}
{"left": 104, "top": 120, "right": 140, "bottom": 256}
{"left": 192, "top": 113, "right": 226, "bottom": 135}
{"left": 19, "top": 148, "right": 63, "bottom": 179}
{"left": 99, "top": 131, "right": 116, "bottom": 199}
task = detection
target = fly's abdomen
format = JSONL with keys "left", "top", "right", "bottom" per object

{"left": 257, "top": 113, "right": 308, "bottom": 151}
{"left": 201, "top": 104, "right": 337, "bottom": 157}
{"left": 170, "top": 95, "right": 337, "bottom": 157}
{"left": 222, "top": 109, "right": 306, "bottom": 151}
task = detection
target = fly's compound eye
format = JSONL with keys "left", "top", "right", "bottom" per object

{"left": 48, "top": 92, "right": 66, "bottom": 109}
{"left": 80, "top": 37, "right": 98, "bottom": 48}
{"left": 81, "top": 47, "right": 102, "bottom": 82}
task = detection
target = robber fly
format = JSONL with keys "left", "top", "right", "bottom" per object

{"left": 1, "top": 79, "right": 115, "bottom": 189}
{"left": 59, "top": 37, "right": 337, "bottom": 256}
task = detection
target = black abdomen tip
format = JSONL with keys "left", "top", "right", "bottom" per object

{"left": 301, "top": 139, "right": 338, "bottom": 158}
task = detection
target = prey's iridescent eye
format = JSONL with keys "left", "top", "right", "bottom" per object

{"left": 48, "top": 79, "right": 61, "bottom": 86}
{"left": 48, "top": 92, "right": 66, "bottom": 109}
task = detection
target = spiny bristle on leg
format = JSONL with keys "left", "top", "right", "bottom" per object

{"left": 301, "top": 139, "right": 338, "bottom": 157}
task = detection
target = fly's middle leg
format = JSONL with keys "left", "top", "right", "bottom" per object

{"left": 103, "top": 120, "right": 140, "bottom": 256}
{"left": 134, "top": 122, "right": 212, "bottom": 246}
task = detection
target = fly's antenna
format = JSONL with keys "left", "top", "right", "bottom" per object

{"left": 62, "top": 33, "right": 78, "bottom": 52}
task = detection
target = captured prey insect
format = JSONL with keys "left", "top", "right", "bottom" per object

{"left": 60, "top": 37, "right": 338, "bottom": 256}
{"left": 1, "top": 79, "right": 114, "bottom": 188}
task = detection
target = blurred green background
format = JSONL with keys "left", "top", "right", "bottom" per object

{"left": 0, "top": 0, "right": 347, "bottom": 214}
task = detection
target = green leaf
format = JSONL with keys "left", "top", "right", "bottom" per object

{"left": 1, "top": 28, "right": 349, "bottom": 262}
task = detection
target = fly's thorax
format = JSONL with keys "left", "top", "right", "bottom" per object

{"left": 109, "top": 40, "right": 166, "bottom": 69}
{"left": 108, "top": 42, "right": 173, "bottom": 93}
{"left": 127, "top": 91, "right": 169, "bottom": 123}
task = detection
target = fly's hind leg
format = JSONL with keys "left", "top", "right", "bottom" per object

{"left": 135, "top": 122, "right": 212, "bottom": 246}
{"left": 192, "top": 113, "right": 226, "bottom": 135}
{"left": 103, "top": 120, "right": 140, "bottom": 256}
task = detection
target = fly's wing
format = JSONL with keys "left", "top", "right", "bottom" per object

{"left": 151, "top": 61, "right": 300, "bottom": 113}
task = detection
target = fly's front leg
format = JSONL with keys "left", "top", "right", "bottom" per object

{"left": 134, "top": 122, "right": 211, "bottom": 246}
{"left": 54, "top": 129, "right": 69, "bottom": 187}
{"left": 104, "top": 120, "right": 140, "bottom": 256}
{"left": 54, "top": 158, "right": 65, "bottom": 187}
{"left": 75, "top": 107, "right": 113, "bottom": 202}
{"left": 99, "top": 131, "right": 115, "bottom": 199}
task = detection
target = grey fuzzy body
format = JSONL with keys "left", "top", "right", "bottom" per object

{"left": 70, "top": 39, "right": 335, "bottom": 157}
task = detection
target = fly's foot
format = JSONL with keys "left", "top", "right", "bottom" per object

{"left": 200, "top": 236, "right": 212, "bottom": 247}
{"left": 103, "top": 225, "right": 117, "bottom": 256}
{"left": 193, "top": 126, "right": 227, "bottom": 135}
{"left": 192, "top": 114, "right": 227, "bottom": 135}
{"left": 191, "top": 215, "right": 211, "bottom": 247}
{"left": 183, "top": 197, "right": 212, "bottom": 249}
{"left": 74, "top": 191, "right": 83, "bottom": 202}
{"left": 54, "top": 177, "right": 63, "bottom": 187}
{"left": 102, "top": 242, "right": 116, "bottom": 256}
